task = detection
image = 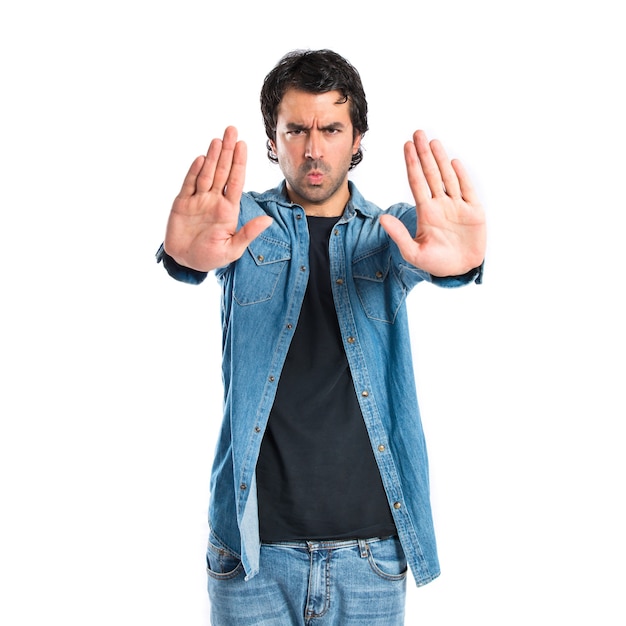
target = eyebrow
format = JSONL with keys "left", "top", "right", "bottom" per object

{"left": 284, "top": 122, "right": 347, "bottom": 131}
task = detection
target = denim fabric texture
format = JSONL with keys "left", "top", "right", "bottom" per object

{"left": 157, "top": 181, "right": 482, "bottom": 587}
{"left": 206, "top": 531, "right": 407, "bottom": 625}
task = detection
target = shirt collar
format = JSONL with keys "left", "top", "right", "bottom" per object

{"left": 252, "top": 180, "right": 379, "bottom": 220}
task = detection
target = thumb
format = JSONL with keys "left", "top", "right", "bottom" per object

{"left": 379, "top": 214, "right": 416, "bottom": 252}
{"left": 232, "top": 215, "right": 273, "bottom": 250}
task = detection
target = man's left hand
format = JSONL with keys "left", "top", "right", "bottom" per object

{"left": 380, "top": 130, "right": 486, "bottom": 277}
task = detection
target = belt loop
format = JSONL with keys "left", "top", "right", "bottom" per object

{"left": 357, "top": 538, "right": 368, "bottom": 559}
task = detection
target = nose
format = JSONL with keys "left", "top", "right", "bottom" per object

{"left": 304, "top": 131, "right": 322, "bottom": 160}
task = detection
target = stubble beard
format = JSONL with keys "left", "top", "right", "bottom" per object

{"left": 289, "top": 159, "right": 351, "bottom": 206}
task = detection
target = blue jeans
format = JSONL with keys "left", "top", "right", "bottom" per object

{"left": 206, "top": 532, "right": 407, "bottom": 625}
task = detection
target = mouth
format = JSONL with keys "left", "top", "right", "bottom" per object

{"left": 306, "top": 171, "right": 324, "bottom": 185}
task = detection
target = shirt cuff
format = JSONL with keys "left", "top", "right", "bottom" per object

{"left": 155, "top": 243, "right": 208, "bottom": 285}
{"left": 430, "top": 261, "right": 484, "bottom": 288}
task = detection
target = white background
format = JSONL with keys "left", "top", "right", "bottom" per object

{"left": 1, "top": 1, "right": 624, "bottom": 624}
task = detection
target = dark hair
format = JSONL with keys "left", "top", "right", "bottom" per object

{"left": 260, "top": 49, "right": 368, "bottom": 170}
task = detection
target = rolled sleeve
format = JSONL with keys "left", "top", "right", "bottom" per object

{"left": 429, "top": 262, "right": 484, "bottom": 288}
{"left": 155, "top": 243, "right": 208, "bottom": 285}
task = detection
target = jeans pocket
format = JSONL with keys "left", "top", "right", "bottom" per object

{"left": 366, "top": 537, "right": 408, "bottom": 581}
{"left": 206, "top": 531, "right": 244, "bottom": 580}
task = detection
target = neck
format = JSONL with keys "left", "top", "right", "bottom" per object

{"left": 286, "top": 182, "right": 350, "bottom": 218}
{"left": 304, "top": 208, "right": 345, "bottom": 217}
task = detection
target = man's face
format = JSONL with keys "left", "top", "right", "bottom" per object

{"left": 270, "top": 88, "right": 362, "bottom": 216}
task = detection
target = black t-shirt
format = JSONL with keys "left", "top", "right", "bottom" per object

{"left": 256, "top": 216, "right": 396, "bottom": 542}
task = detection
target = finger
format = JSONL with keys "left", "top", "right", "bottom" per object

{"left": 412, "top": 130, "right": 446, "bottom": 198}
{"left": 211, "top": 126, "right": 239, "bottom": 194}
{"left": 194, "top": 137, "right": 224, "bottom": 193}
{"left": 223, "top": 138, "right": 247, "bottom": 205}
{"left": 430, "top": 139, "right": 461, "bottom": 199}
{"left": 177, "top": 155, "right": 206, "bottom": 199}
{"left": 404, "top": 139, "right": 431, "bottom": 204}
{"left": 451, "top": 158, "right": 480, "bottom": 205}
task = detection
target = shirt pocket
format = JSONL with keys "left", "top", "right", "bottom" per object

{"left": 233, "top": 235, "right": 291, "bottom": 305}
{"left": 353, "top": 245, "right": 406, "bottom": 324}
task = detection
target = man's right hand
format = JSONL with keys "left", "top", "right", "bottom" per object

{"left": 164, "top": 126, "right": 273, "bottom": 272}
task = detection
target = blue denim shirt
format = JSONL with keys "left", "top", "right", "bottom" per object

{"left": 157, "top": 181, "right": 481, "bottom": 586}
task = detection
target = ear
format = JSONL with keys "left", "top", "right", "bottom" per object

{"left": 352, "top": 133, "right": 362, "bottom": 154}
{"left": 269, "top": 139, "right": 278, "bottom": 155}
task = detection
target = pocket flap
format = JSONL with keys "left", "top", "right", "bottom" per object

{"left": 247, "top": 236, "right": 291, "bottom": 266}
{"left": 353, "top": 246, "right": 391, "bottom": 282}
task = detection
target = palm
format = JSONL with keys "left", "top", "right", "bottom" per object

{"left": 164, "top": 127, "right": 272, "bottom": 272}
{"left": 380, "top": 130, "right": 486, "bottom": 277}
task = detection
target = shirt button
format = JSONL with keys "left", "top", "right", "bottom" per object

{"left": 240, "top": 484, "right": 247, "bottom": 490}
{"left": 300, "top": 266, "right": 307, "bottom": 272}
{"left": 254, "top": 426, "right": 261, "bottom": 433}
{"left": 334, "top": 229, "right": 340, "bottom": 236}
{"left": 347, "top": 336, "right": 355, "bottom": 344}
{"left": 286, "top": 324, "right": 293, "bottom": 329}
{"left": 375, "top": 270, "right": 383, "bottom": 278}
{"left": 269, "top": 376, "right": 275, "bottom": 382}
{"left": 393, "top": 501, "right": 402, "bottom": 510}
{"left": 378, "top": 444, "right": 385, "bottom": 452}
{"left": 296, "top": 213, "right": 303, "bottom": 220}
{"left": 336, "top": 278, "right": 344, "bottom": 285}
{"left": 361, "top": 390, "right": 369, "bottom": 397}
{"left": 257, "top": 255, "right": 265, "bottom": 262}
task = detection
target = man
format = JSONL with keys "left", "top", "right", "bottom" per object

{"left": 157, "top": 49, "right": 485, "bottom": 625}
